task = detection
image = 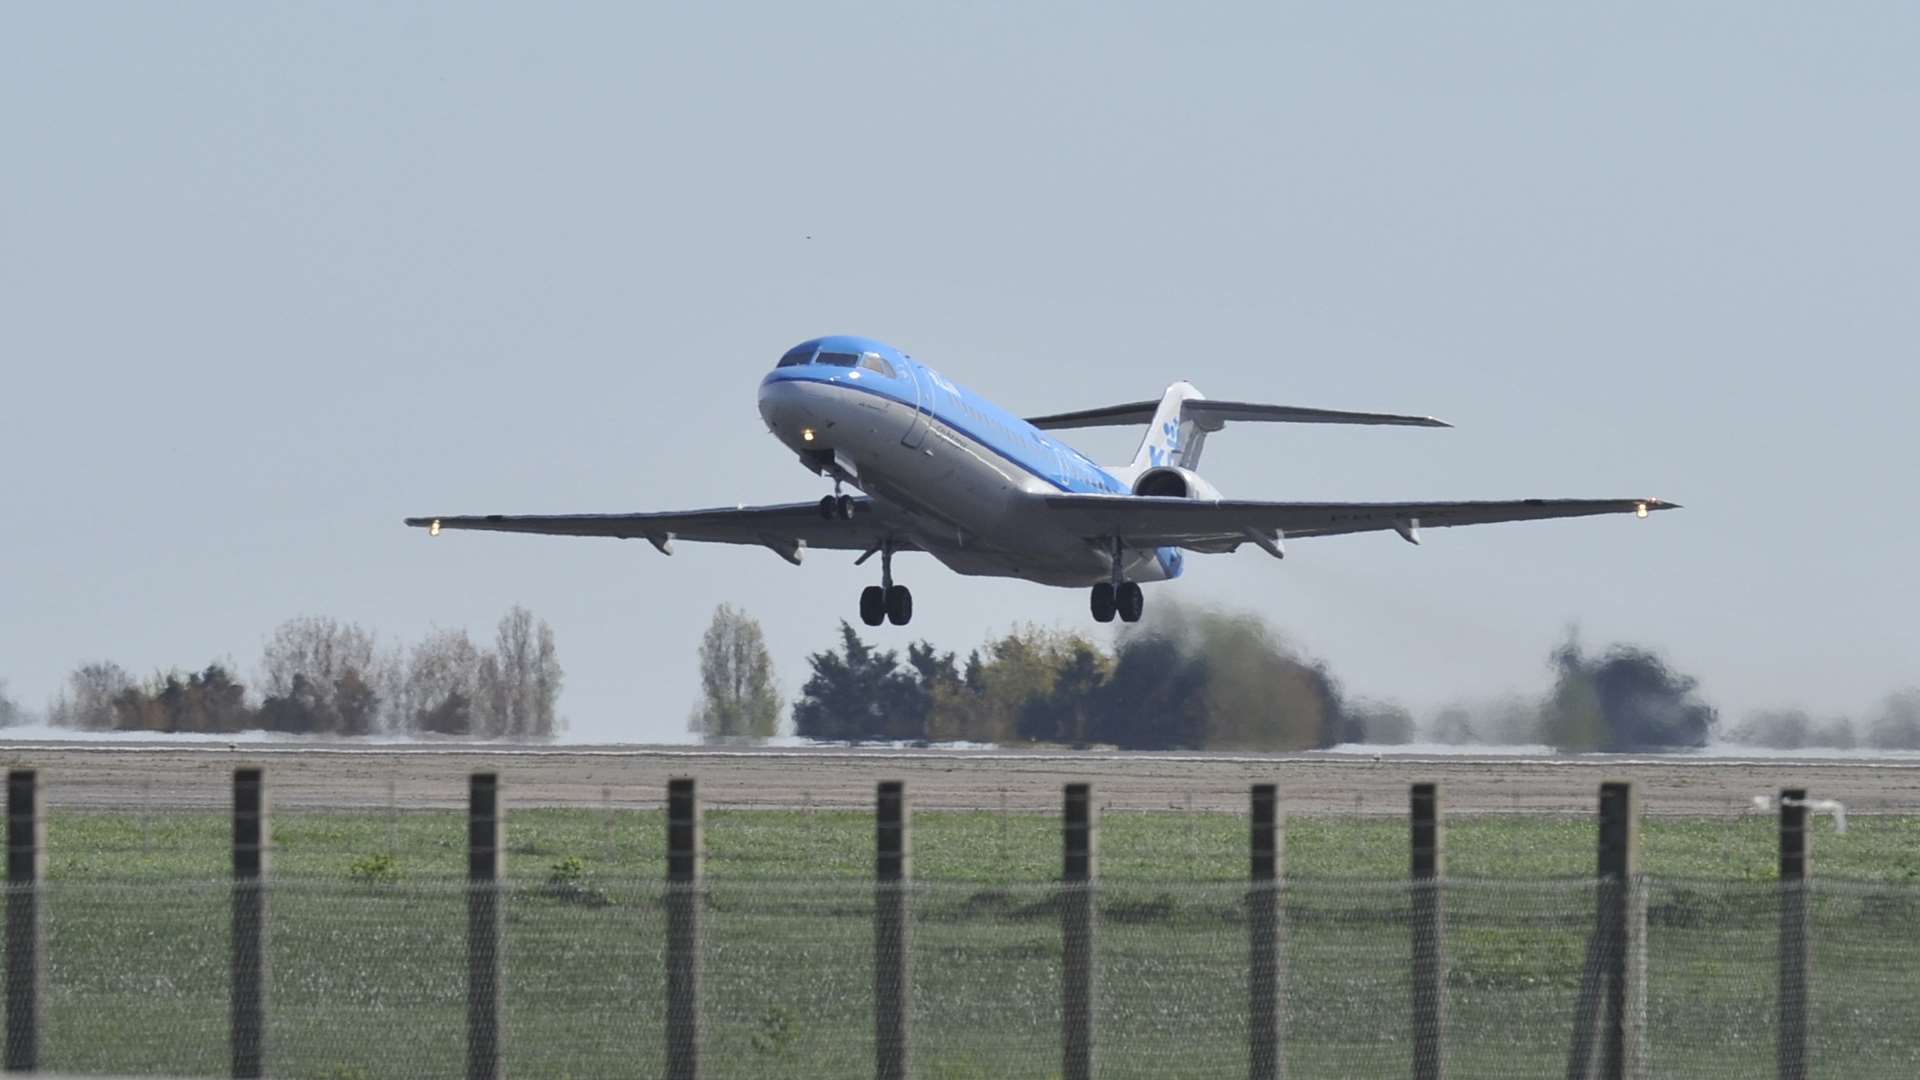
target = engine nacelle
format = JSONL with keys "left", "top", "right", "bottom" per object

{"left": 1131, "top": 466, "right": 1222, "bottom": 501}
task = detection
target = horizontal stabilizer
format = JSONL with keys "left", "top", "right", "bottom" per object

{"left": 1026, "top": 398, "right": 1449, "bottom": 431}
{"left": 1182, "top": 400, "right": 1449, "bottom": 431}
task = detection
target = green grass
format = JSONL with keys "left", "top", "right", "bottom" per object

{"left": 27, "top": 810, "right": 1920, "bottom": 1077}
{"left": 41, "top": 807, "right": 1920, "bottom": 883}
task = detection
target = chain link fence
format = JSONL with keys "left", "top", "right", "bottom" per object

{"left": 8, "top": 876, "right": 1914, "bottom": 1077}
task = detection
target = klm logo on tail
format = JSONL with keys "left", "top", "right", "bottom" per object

{"left": 1146, "top": 420, "right": 1181, "bottom": 467}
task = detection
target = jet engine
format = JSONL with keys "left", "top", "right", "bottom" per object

{"left": 1131, "top": 466, "right": 1222, "bottom": 501}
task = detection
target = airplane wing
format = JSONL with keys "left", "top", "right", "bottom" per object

{"left": 403, "top": 499, "right": 915, "bottom": 564}
{"left": 1039, "top": 495, "right": 1678, "bottom": 551}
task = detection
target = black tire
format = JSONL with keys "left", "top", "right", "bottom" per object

{"left": 860, "top": 585, "right": 886, "bottom": 626}
{"left": 1118, "top": 582, "right": 1144, "bottom": 623}
{"left": 836, "top": 494, "right": 856, "bottom": 520}
{"left": 820, "top": 495, "right": 838, "bottom": 520}
{"left": 885, "top": 584, "right": 913, "bottom": 626}
{"left": 1090, "top": 582, "right": 1117, "bottom": 623}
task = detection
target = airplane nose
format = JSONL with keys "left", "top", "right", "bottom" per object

{"left": 758, "top": 375, "right": 812, "bottom": 434}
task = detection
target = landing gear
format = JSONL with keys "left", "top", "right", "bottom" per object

{"left": 1092, "top": 581, "right": 1144, "bottom": 623}
{"left": 1091, "top": 537, "right": 1144, "bottom": 623}
{"left": 885, "top": 584, "right": 913, "bottom": 626}
{"left": 818, "top": 493, "right": 855, "bottom": 520}
{"left": 859, "top": 541, "right": 912, "bottom": 626}
{"left": 1090, "top": 582, "right": 1117, "bottom": 623}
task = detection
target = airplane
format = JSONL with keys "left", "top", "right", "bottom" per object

{"left": 406, "top": 334, "right": 1676, "bottom": 626}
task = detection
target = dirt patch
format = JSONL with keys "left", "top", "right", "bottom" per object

{"left": 1, "top": 744, "right": 1914, "bottom": 816}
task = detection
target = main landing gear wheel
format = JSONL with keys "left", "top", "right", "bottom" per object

{"left": 1090, "top": 581, "right": 1144, "bottom": 623}
{"left": 1090, "top": 582, "right": 1117, "bottom": 623}
{"left": 859, "top": 540, "right": 912, "bottom": 626}
{"left": 818, "top": 494, "right": 855, "bottom": 520}
{"left": 860, "top": 585, "right": 886, "bottom": 627}
{"left": 885, "top": 584, "right": 913, "bottom": 626}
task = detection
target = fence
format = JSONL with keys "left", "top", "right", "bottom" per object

{"left": 3, "top": 768, "right": 1917, "bottom": 1078}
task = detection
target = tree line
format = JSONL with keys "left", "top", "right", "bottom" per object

{"left": 693, "top": 602, "right": 1920, "bottom": 752}
{"left": 17, "top": 607, "right": 563, "bottom": 737}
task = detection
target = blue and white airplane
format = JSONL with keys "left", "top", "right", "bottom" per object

{"left": 407, "top": 335, "right": 1676, "bottom": 626}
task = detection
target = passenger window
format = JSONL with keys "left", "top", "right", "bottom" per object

{"left": 777, "top": 344, "right": 815, "bottom": 367}
{"left": 860, "top": 352, "right": 897, "bottom": 378}
{"left": 815, "top": 351, "right": 860, "bottom": 367}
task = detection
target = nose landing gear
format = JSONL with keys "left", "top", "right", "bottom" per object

{"left": 859, "top": 541, "right": 912, "bottom": 627}
{"left": 818, "top": 493, "right": 855, "bottom": 520}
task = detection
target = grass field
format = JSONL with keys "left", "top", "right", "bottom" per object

{"left": 44, "top": 806, "right": 1920, "bottom": 883}
{"left": 29, "top": 809, "right": 1920, "bottom": 1078}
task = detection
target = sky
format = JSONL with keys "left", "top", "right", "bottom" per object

{"left": 4, "top": 3, "right": 1916, "bottom": 741}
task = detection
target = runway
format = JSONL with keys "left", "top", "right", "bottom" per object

{"left": 1, "top": 741, "right": 1915, "bottom": 816}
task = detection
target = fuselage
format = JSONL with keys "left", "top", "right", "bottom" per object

{"left": 757, "top": 335, "right": 1183, "bottom": 588}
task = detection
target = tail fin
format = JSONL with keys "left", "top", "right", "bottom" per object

{"left": 1127, "top": 381, "right": 1209, "bottom": 473}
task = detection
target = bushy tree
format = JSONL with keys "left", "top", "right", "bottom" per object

{"left": 490, "top": 605, "right": 563, "bottom": 736}
{"left": 111, "top": 665, "right": 252, "bottom": 733}
{"left": 1425, "top": 696, "right": 1547, "bottom": 745}
{"left": 47, "top": 662, "right": 135, "bottom": 730}
{"left": 1090, "top": 603, "right": 1341, "bottom": 751}
{"left": 791, "top": 623, "right": 925, "bottom": 741}
{"left": 1868, "top": 689, "right": 1920, "bottom": 750}
{"left": 1539, "top": 636, "right": 1714, "bottom": 751}
{"left": 404, "top": 628, "right": 485, "bottom": 735}
{"left": 258, "top": 668, "right": 381, "bottom": 735}
{"left": 1090, "top": 633, "right": 1210, "bottom": 749}
{"left": 0, "top": 680, "right": 20, "bottom": 727}
{"left": 1338, "top": 699, "right": 1416, "bottom": 745}
{"left": 1015, "top": 639, "right": 1109, "bottom": 746}
{"left": 963, "top": 625, "right": 1100, "bottom": 744}
{"left": 690, "top": 604, "right": 781, "bottom": 740}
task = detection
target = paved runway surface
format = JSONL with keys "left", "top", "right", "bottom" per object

{"left": 1, "top": 742, "right": 1915, "bottom": 815}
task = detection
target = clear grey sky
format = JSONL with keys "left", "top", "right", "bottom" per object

{"left": 4, "top": 4, "right": 1915, "bottom": 740}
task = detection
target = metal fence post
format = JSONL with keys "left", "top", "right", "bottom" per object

{"left": 1599, "top": 781, "right": 1645, "bottom": 1080}
{"left": 1568, "top": 781, "right": 1645, "bottom": 1080}
{"left": 1249, "top": 783, "right": 1284, "bottom": 1080}
{"left": 4, "top": 770, "right": 43, "bottom": 1074}
{"left": 467, "top": 772, "right": 503, "bottom": 1080}
{"left": 1411, "top": 783, "right": 1446, "bottom": 1080}
{"left": 876, "top": 781, "right": 911, "bottom": 1080}
{"left": 1063, "top": 783, "right": 1097, "bottom": 1080}
{"left": 232, "top": 767, "right": 270, "bottom": 1079}
{"left": 1778, "top": 788, "right": 1810, "bottom": 1080}
{"left": 667, "top": 777, "right": 703, "bottom": 1080}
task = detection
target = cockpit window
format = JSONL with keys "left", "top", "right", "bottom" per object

{"left": 776, "top": 344, "right": 816, "bottom": 367}
{"left": 815, "top": 351, "right": 860, "bottom": 367}
{"left": 860, "top": 352, "right": 897, "bottom": 378}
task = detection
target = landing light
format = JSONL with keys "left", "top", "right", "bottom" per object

{"left": 802, "top": 428, "right": 815, "bottom": 443}
{"left": 430, "top": 519, "right": 442, "bottom": 536}
{"left": 1636, "top": 503, "right": 1648, "bottom": 519}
